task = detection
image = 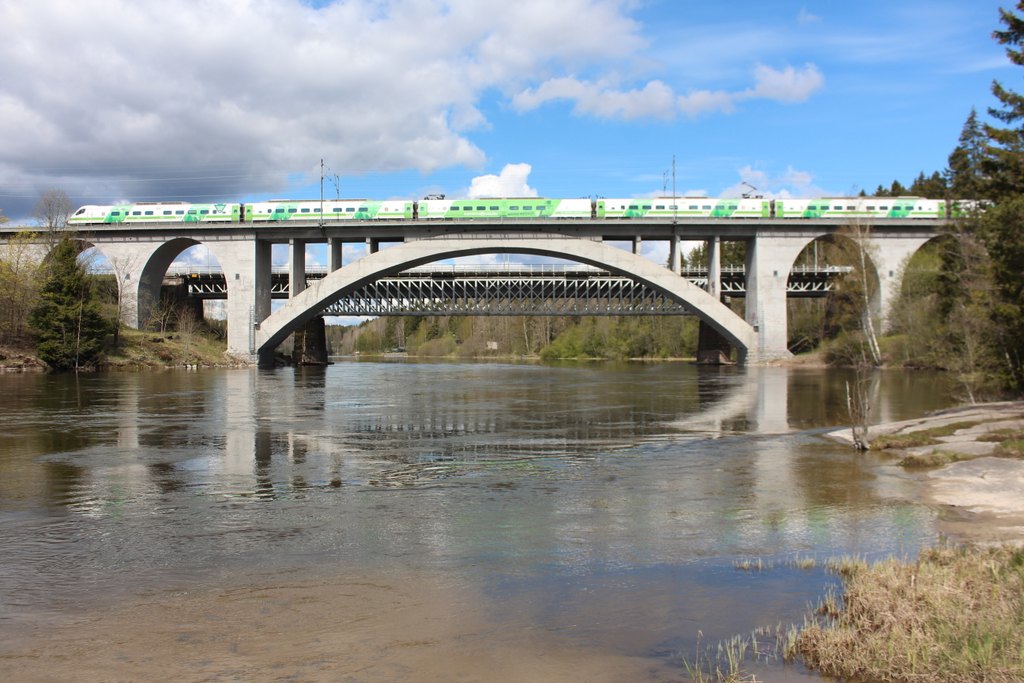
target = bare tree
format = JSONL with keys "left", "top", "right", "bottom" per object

{"left": 105, "top": 252, "right": 140, "bottom": 347}
{"left": 0, "top": 231, "right": 45, "bottom": 345}
{"left": 34, "top": 189, "right": 74, "bottom": 244}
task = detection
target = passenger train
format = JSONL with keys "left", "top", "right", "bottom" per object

{"left": 67, "top": 195, "right": 959, "bottom": 226}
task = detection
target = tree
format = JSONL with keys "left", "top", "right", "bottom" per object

{"left": 29, "top": 237, "right": 111, "bottom": 370}
{"left": 947, "top": 109, "right": 989, "bottom": 199}
{"left": 34, "top": 189, "right": 74, "bottom": 232}
{"left": 984, "top": 2, "right": 1024, "bottom": 199}
{"left": 975, "top": 2, "right": 1024, "bottom": 390}
{"left": 0, "top": 231, "right": 45, "bottom": 345}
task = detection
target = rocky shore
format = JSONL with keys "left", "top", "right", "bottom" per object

{"left": 828, "top": 401, "right": 1024, "bottom": 544}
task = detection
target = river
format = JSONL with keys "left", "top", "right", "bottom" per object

{"left": 0, "top": 361, "right": 957, "bottom": 681}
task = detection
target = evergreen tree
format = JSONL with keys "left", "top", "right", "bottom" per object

{"left": 947, "top": 109, "right": 989, "bottom": 199}
{"left": 985, "top": 2, "right": 1024, "bottom": 198}
{"left": 29, "top": 237, "right": 111, "bottom": 371}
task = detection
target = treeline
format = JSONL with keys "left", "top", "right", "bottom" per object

{"left": 326, "top": 314, "right": 701, "bottom": 360}
{"left": 851, "top": 4, "right": 1024, "bottom": 396}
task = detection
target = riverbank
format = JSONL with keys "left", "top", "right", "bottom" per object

{"left": 827, "top": 401, "right": 1024, "bottom": 544}
{"left": 0, "top": 329, "right": 236, "bottom": 371}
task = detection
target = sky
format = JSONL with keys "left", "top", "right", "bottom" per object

{"left": 0, "top": 0, "right": 1013, "bottom": 227}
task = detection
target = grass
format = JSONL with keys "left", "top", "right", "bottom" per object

{"left": 897, "top": 450, "right": 974, "bottom": 468}
{"left": 795, "top": 544, "right": 1024, "bottom": 683}
{"left": 102, "top": 328, "right": 232, "bottom": 368}
{"left": 869, "top": 420, "right": 983, "bottom": 451}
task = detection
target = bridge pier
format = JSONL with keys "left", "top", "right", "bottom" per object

{"left": 290, "top": 238, "right": 307, "bottom": 296}
{"left": 292, "top": 317, "right": 329, "bottom": 365}
{"left": 744, "top": 235, "right": 811, "bottom": 361}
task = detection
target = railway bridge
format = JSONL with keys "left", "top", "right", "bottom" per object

{"left": 1, "top": 216, "right": 942, "bottom": 365}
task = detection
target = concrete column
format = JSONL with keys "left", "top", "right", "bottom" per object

{"left": 744, "top": 234, "right": 812, "bottom": 362}
{"left": 93, "top": 241, "right": 159, "bottom": 329}
{"left": 632, "top": 236, "right": 642, "bottom": 255}
{"left": 669, "top": 234, "right": 681, "bottom": 274}
{"left": 290, "top": 238, "right": 306, "bottom": 297}
{"left": 867, "top": 235, "right": 932, "bottom": 331}
{"left": 707, "top": 236, "right": 721, "bottom": 300}
{"left": 328, "top": 237, "right": 343, "bottom": 272}
{"left": 366, "top": 238, "right": 379, "bottom": 254}
{"left": 207, "top": 237, "right": 272, "bottom": 361}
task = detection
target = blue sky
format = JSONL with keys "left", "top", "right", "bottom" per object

{"left": 0, "top": 0, "right": 1011, "bottom": 224}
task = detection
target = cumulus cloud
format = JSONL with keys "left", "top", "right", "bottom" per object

{"left": 720, "top": 165, "right": 830, "bottom": 199}
{"left": 516, "top": 63, "right": 824, "bottom": 120}
{"left": 467, "top": 163, "right": 537, "bottom": 198}
{"left": 0, "top": 0, "right": 644, "bottom": 218}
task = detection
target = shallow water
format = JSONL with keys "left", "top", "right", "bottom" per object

{"left": 0, "top": 361, "right": 957, "bottom": 680}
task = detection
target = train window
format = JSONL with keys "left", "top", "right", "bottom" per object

{"left": 162, "top": 211, "right": 172, "bottom": 215}
{"left": 288, "top": 208, "right": 297, "bottom": 213}
{"left": 358, "top": 207, "right": 368, "bottom": 212}
{"left": 510, "top": 206, "right": 519, "bottom": 211}
{"left": 689, "top": 205, "right": 697, "bottom": 210}
{"left": 523, "top": 205, "right": 532, "bottom": 210}
{"left": 111, "top": 211, "right": 121, "bottom": 216}
{"left": 144, "top": 211, "right": 154, "bottom": 216}
{"left": 847, "top": 206, "right": 855, "bottom": 210}
{"left": 655, "top": 205, "right": 665, "bottom": 210}
{"left": 200, "top": 210, "right": 209, "bottom": 215}
{"left": 463, "top": 206, "right": 473, "bottom": 211}
{"left": 300, "top": 208, "right": 310, "bottom": 213}
{"left": 175, "top": 210, "right": 184, "bottom": 215}
{"left": 132, "top": 211, "right": 141, "bottom": 215}
{"left": 74, "top": 208, "right": 86, "bottom": 215}
{"left": 188, "top": 209, "right": 197, "bottom": 214}
{"left": 490, "top": 206, "right": 499, "bottom": 211}
{"left": 628, "top": 205, "right": 638, "bottom": 210}
{"left": 670, "top": 205, "right": 678, "bottom": 210}
{"left": 332, "top": 208, "right": 342, "bottom": 212}
{"left": 833, "top": 205, "right": 842, "bottom": 210}
{"left": 346, "top": 207, "right": 355, "bottom": 212}
{"left": 642, "top": 205, "right": 652, "bottom": 210}
{"left": 450, "top": 206, "right": 460, "bottom": 211}
{"left": 867, "top": 206, "right": 875, "bottom": 210}
{"left": 313, "top": 208, "right": 321, "bottom": 213}
{"left": 703, "top": 205, "right": 711, "bottom": 210}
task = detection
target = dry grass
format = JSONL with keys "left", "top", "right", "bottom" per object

{"left": 869, "top": 421, "right": 982, "bottom": 451}
{"left": 796, "top": 544, "right": 1024, "bottom": 682}
{"left": 897, "top": 450, "right": 974, "bottom": 468}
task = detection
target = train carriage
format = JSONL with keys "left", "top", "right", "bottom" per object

{"left": 416, "top": 198, "right": 593, "bottom": 220}
{"left": 68, "top": 201, "right": 240, "bottom": 225}
{"left": 775, "top": 197, "right": 945, "bottom": 219}
{"left": 601, "top": 197, "right": 770, "bottom": 219}
{"left": 246, "top": 199, "right": 413, "bottom": 221}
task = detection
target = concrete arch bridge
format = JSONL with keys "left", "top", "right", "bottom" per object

{"left": 1, "top": 217, "right": 941, "bottom": 365}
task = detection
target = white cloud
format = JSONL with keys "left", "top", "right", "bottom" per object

{"left": 0, "top": 0, "right": 645, "bottom": 217}
{"left": 467, "top": 163, "right": 537, "bottom": 198}
{"left": 743, "top": 63, "right": 824, "bottom": 103}
{"left": 517, "top": 63, "right": 824, "bottom": 120}
{"left": 797, "top": 7, "right": 821, "bottom": 25}
{"left": 719, "top": 165, "right": 830, "bottom": 199}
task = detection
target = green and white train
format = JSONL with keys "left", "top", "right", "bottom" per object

{"left": 68, "top": 195, "right": 957, "bottom": 226}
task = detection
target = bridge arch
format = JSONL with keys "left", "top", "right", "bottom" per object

{"left": 254, "top": 235, "right": 757, "bottom": 364}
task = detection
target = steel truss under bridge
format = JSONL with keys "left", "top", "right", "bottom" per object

{"left": 322, "top": 271, "right": 691, "bottom": 316}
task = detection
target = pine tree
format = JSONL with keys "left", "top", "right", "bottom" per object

{"left": 29, "top": 237, "right": 111, "bottom": 371}
{"left": 985, "top": 2, "right": 1024, "bottom": 198}
{"left": 947, "top": 109, "right": 989, "bottom": 199}
{"left": 977, "top": 2, "right": 1024, "bottom": 390}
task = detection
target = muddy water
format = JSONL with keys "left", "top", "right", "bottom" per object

{"left": 0, "top": 362, "right": 956, "bottom": 681}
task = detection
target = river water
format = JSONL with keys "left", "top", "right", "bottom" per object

{"left": 0, "top": 362, "right": 957, "bottom": 681}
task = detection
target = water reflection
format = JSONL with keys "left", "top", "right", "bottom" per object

{"left": 0, "top": 362, "right": 955, "bottom": 671}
